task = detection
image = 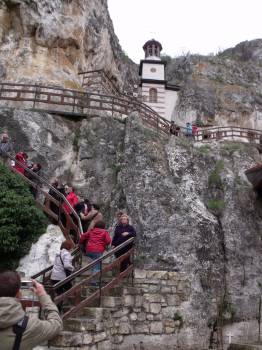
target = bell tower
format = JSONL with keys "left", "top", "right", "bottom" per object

{"left": 139, "top": 39, "right": 166, "bottom": 118}
{"left": 139, "top": 39, "right": 180, "bottom": 121}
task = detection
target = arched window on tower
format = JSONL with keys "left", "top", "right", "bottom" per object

{"left": 149, "top": 88, "right": 158, "bottom": 103}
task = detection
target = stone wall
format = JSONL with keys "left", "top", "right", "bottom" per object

{"left": 113, "top": 269, "right": 191, "bottom": 349}
{"left": 52, "top": 269, "right": 192, "bottom": 350}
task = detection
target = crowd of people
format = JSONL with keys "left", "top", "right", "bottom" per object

{"left": 0, "top": 133, "right": 42, "bottom": 198}
{"left": 45, "top": 178, "right": 137, "bottom": 289}
{"left": 0, "top": 131, "right": 137, "bottom": 345}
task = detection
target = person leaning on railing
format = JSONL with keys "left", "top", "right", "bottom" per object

{"left": 0, "top": 270, "right": 62, "bottom": 350}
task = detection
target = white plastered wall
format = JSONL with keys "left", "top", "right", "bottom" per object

{"left": 165, "top": 90, "right": 178, "bottom": 122}
{"left": 142, "top": 83, "right": 166, "bottom": 117}
{"left": 142, "top": 63, "right": 165, "bottom": 80}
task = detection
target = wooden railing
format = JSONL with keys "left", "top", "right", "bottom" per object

{"left": 0, "top": 81, "right": 170, "bottom": 134}
{"left": 79, "top": 69, "right": 138, "bottom": 99}
{"left": 46, "top": 238, "right": 135, "bottom": 320}
{"left": 1, "top": 151, "right": 83, "bottom": 243}
{"left": 195, "top": 126, "right": 262, "bottom": 143}
{"left": 79, "top": 69, "right": 122, "bottom": 96}
{"left": 1, "top": 82, "right": 262, "bottom": 141}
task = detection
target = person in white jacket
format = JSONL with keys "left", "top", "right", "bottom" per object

{"left": 51, "top": 240, "right": 74, "bottom": 297}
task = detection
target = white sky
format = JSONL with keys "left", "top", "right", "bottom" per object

{"left": 108, "top": 0, "right": 262, "bottom": 63}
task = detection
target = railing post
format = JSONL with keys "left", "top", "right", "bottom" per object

{"left": 33, "top": 84, "right": 37, "bottom": 109}
{"left": 73, "top": 92, "right": 76, "bottom": 113}
{"left": 58, "top": 197, "right": 63, "bottom": 227}
{"left": 0, "top": 83, "right": 3, "bottom": 99}
{"left": 99, "top": 260, "right": 103, "bottom": 307}
{"left": 131, "top": 249, "right": 135, "bottom": 287}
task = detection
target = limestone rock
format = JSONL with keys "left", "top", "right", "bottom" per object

{"left": 0, "top": 0, "right": 137, "bottom": 90}
{"left": 165, "top": 39, "right": 262, "bottom": 129}
{"left": 18, "top": 224, "right": 64, "bottom": 277}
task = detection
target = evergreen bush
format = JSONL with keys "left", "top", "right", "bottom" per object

{"left": 0, "top": 163, "right": 47, "bottom": 269}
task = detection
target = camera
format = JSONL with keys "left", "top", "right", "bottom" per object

{"left": 21, "top": 279, "right": 33, "bottom": 289}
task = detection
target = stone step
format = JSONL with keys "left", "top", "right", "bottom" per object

{"left": 65, "top": 295, "right": 123, "bottom": 310}
{"left": 69, "top": 306, "right": 112, "bottom": 320}
{"left": 229, "top": 344, "right": 262, "bottom": 350}
{"left": 50, "top": 330, "right": 92, "bottom": 347}
{"left": 81, "top": 285, "right": 124, "bottom": 297}
{"left": 101, "top": 296, "right": 122, "bottom": 308}
{"left": 64, "top": 316, "right": 105, "bottom": 332}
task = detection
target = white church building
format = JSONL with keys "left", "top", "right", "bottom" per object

{"left": 139, "top": 39, "right": 180, "bottom": 121}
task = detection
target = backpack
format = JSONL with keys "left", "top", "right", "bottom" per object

{"left": 59, "top": 253, "right": 72, "bottom": 277}
{"left": 12, "top": 315, "right": 29, "bottom": 350}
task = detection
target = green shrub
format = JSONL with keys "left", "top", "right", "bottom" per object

{"left": 218, "top": 298, "right": 236, "bottom": 322}
{"left": 0, "top": 163, "right": 47, "bottom": 269}
{"left": 73, "top": 128, "right": 81, "bottom": 151}
{"left": 198, "top": 145, "right": 211, "bottom": 154}
{"left": 207, "top": 199, "right": 225, "bottom": 211}
{"left": 111, "top": 164, "right": 122, "bottom": 177}
{"left": 222, "top": 142, "right": 244, "bottom": 154}
{"left": 173, "top": 312, "right": 184, "bottom": 329}
{"left": 208, "top": 160, "right": 224, "bottom": 188}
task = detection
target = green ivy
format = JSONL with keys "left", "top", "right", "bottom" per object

{"left": 0, "top": 163, "right": 47, "bottom": 269}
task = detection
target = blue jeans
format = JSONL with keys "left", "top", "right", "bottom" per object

{"left": 86, "top": 252, "right": 102, "bottom": 275}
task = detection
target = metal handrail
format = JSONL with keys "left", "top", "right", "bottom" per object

{"left": 31, "top": 246, "right": 81, "bottom": 280}
{"left": 51, "top": 237, "right": 135, "bottom": 290}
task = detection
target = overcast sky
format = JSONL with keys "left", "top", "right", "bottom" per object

{"left": 108, "top": 0, "right": 262, "bottom": 63}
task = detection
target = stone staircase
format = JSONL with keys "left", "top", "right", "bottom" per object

{"left": 49, "top": 269, "right": 191, "bottom": 350}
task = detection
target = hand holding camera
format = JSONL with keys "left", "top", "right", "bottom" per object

{"left": 21, "top": 279, "right": 46, "bottom": 297}
{"left": 31, "top": 280, "right": 46, "bottom": 297}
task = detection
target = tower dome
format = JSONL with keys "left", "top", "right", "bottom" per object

{"left": 143, "top": 39, "right": 162, "bottom": 60}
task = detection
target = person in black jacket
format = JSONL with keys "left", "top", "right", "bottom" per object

{"left": 74, "top": 198, "right": 92, "bottom": 232}
{"left": 111, "top": 214, "right": 136, "bottom": 272}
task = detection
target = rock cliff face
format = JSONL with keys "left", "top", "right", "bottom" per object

{"left": 0, "top": 0, "right": 137, "bottom": 90}
{"left": 2, "top": 107, "right": 262, "bottom": 348}
{"left": 165, "top": 39, "right": 262, "bottom": 129}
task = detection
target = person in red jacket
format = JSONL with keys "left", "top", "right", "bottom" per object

{"left": 62, "top": 185, "right": 79, "bottom": 215}
{"left": 192, "top": 125, "right": 198, "bottom": 140}
{"left": 79, "top": 221, "right": 111, "bottom": 284}
{"left": 14, "top": 152, "right": 27, "bottom": 175}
